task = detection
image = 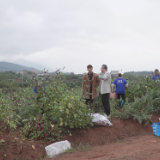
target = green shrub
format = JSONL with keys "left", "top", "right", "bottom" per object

{"left": 0, "top": 97, "right": 21, "bottom": 130}
{"left": 22, "top": 115, "right": 62, "bottom": 141}
{"left": 53, "top": 95, "right": 93, "bottom": 129}
{"left": 10, "top": 72, "right": 93, "bottom": 140}
{"left": 111, "top": 87, "right": 160, "bottom": 125}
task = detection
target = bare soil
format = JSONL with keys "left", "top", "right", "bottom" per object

{"left": 54, "top": 135, "right": 160, "bottom": 160}
{"left": 0, "top": 114, "right": 159, "bottom": 160}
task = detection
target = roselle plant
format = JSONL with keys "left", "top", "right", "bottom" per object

{"left": 0, "top": 96, "right": 20, "bottom": 130}
{"left": 7, "top": 70, "right": 93, "bottom": 140}
{"left": 22, "top": 115, "right": 62, "bottom": 141}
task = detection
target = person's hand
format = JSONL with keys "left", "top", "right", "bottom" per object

{"left": 95, "top": 73, "right": 99, "bottom": 77}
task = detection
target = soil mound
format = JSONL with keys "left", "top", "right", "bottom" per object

{"left": 65, "top": 115, "right": 158, "bottom": 146}
{"left": 0, "top": 114, "right": 159, "bottom": 160}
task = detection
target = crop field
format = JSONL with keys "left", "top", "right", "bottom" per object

{"left": 0, "top": 73, "right": 160, "bottom": 160}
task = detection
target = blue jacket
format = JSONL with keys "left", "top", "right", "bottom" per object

{"left": 33, "top": 85, "right": 45, "bottom": 93}
{"left": 151, "top": 75, "right": 160, "bottom": 81}
{"left": 113, "top": 78, "right": 127, "bottom": 94}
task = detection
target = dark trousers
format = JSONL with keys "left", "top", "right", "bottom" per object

{"left": 85, "top": 99, "right": 94, "bottom": 105}
{"left": 101, "top": 93, "right": 110, "bottom": 116}
{"left": 117, "top": 94, "right": 125, "bottom": 100}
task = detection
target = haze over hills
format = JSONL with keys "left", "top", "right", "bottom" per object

{"left": 0, "top": 61, "right": 40, "bottom": 72}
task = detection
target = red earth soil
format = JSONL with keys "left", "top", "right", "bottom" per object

{"left": 0, "top": 114, "right": 159, "bottom": 160}
{"left": 53, "top": 135, "right": 160, "bottom": 160}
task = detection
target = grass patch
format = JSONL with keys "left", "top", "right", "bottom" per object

{"left": 65, "top": 143, "right": 91, "bottom": 153}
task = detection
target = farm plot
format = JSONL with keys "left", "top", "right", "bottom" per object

{"left": 0, "top": 74, "right": 160, "bottom": 160}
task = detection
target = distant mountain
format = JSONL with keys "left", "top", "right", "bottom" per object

{"left": 0, "top": 61, "right": 40, "bottom": 72}
{"left": 13, "top": 59, "right": 54, "bottom": 72}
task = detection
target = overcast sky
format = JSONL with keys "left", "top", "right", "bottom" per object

{"left": 0, "top": 0, "right": 160, "bottom": 73}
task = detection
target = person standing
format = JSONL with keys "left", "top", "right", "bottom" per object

{"left": 112, "top": 73, "right": 128, "bottom": 107}
{"left": 151, "top": 69, "right": 160, "bottom": 81}
{"left": 98, "top": 64, "right": 111, "bottom": 119}
{"left": 82, "top": 65, "right": 100, "bottom": 105}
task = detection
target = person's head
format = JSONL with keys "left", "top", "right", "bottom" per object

{"left": 118, "top": 73, "right": 122, "bottom": 78}
{"left": 155, "top": 69, "right": 159, "bottom": 76}
{"left": 101, "top": 64, "right": 107, "bottom": 73}
{"left": 87, "top": 64, "right": 93, "bottom": 73}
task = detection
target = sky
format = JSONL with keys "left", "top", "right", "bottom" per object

{"left": 0, "top": 0, "right": 160, "bottom": 74}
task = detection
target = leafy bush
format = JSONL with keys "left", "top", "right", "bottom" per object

{"left": 0, "top": 96, "right": 21, "bottom": 130}
{"left": 22, "top": 115, "right": 62, "bottom": 141}
{"left": 53, "top": 95, "right": 93, "bottom": 129}
{"left": 111, "top": 79, "right": 160, "bottom": 125}
{"left": 8, "top": 71, "right": 93, "bottom": 140}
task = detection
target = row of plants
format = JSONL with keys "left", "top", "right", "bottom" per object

{"left": 110, "top": 77, "right": 160, "bottom": 125}
{"left": 0, "top": 72, "right": 93, "bottom": 142}
{"left": 1, "top": 73, "right": 160, "bottom": 142}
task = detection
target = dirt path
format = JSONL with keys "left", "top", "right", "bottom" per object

{"left": 53, "top": 135, "right": 160, "bottom": 160}
{"left": 0, "top": 115, "right": 159, "bottom": 160}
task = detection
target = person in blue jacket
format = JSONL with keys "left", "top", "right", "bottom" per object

{"left": 112, "top": 73, "right": 128, "bottom": 107}
{"left": 151, "top": 69, "right": 160, "bottom": 81}
{"left": 33, "top": 80, "right": 46, "bottom": 114}
{"left": 33, "top": 80, "right": 45, "bottom": 100}
{"left": 33, "top": 85, "right": 45, "bottom": 93}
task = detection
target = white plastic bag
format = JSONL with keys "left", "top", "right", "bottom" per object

{"left": 91, "top": 113, "right": 113, "bottom": 126}
{"left": 45, "top": 140, "right": 71, "bottom": 158}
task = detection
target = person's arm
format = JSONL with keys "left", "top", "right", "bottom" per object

{"left": 111, "top": 84, "right": 115, "bottom": 92}
{"left": 125, "top": 84, "right": 128, "bottom": 88}
{"left": 95, "top": 76, "right": 101, "bottom": 88}
{"left": 82, "top": 75, "right": 85, "bottom": 91}
{"left": 33, "top": 86, "right": 37, "bottom": 93}
{"left": 98, "top": 72, "right": 110, "bottom": 80}
{"left": 124, "top": 80, "right": 128, "bottom": 88}
{"left": 111, "top": 80, "right": 116, "bottom": 92}
{"left": 151, "top": 75, "right": 155, "bottom": 81}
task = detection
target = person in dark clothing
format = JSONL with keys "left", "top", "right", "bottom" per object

{"left": 82, "top": 65, "right": 100, "bottom": 105}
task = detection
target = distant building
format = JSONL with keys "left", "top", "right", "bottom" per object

{"left": 110, "top": 70, "right": 119, "bottom": 77}
{"left": 16, "top": 70, "right": 28, "bottom": 75}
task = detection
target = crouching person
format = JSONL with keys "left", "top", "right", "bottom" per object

{"left": 112, "top": 73, "right": 128, "bottom": 107}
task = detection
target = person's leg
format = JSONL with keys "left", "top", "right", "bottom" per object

{"left": 106, "top": 93, "right": 110, "bottom": 116}
{"left": 117, "top": 94, "right": 120, "bottom": 100}
{"left": 116, "top": 94, "right": 121, "bottom": 107}
{"left": 121, "top": 94, "right": 125, "bottom": 107}
{"left": 85, "top": 99, "right": 93, "bottom": 105}
{"left": 121, "top": 94, "right": 125, "bottom": 101}
{"left": 85, "top": 99, "right": 89, "bottom": 105}
{"left": 102, "top": 93, "right": 110, "bottom": 116}
{"left": 101, "top": 94, "right": 106, "bottom": 114}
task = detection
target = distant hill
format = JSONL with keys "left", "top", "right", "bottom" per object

{"left": 0, "top": 61, "right": 40, "bottom": 72}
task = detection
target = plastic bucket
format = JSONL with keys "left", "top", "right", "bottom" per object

{"left": 110, "top": 91, "right": 117, "bottom": 99}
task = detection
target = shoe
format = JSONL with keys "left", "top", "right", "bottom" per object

{"left": 121, "top": 100, "right": 125, "bottom": 107}
{"left": 104, "top": 114, "right": 111, "bottom": 121}
{"left": 104, "top": 113, "right": 108, "bottom": 118}
{"left": 108, "top": 115, "right": 111, "bottom": 121}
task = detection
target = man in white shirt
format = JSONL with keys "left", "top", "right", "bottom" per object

{"left": 98, "top": 64, "right": 111, "bottom": 119}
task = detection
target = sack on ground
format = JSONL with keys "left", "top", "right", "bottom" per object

{"left": 45, "top": 140, "right": 71, "bottom": 158}
{"left": 91, "top": 113, "right": 113, "bottom": 126}
{"left": 151, "top": 122, "right": 160, "bottom": 137}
